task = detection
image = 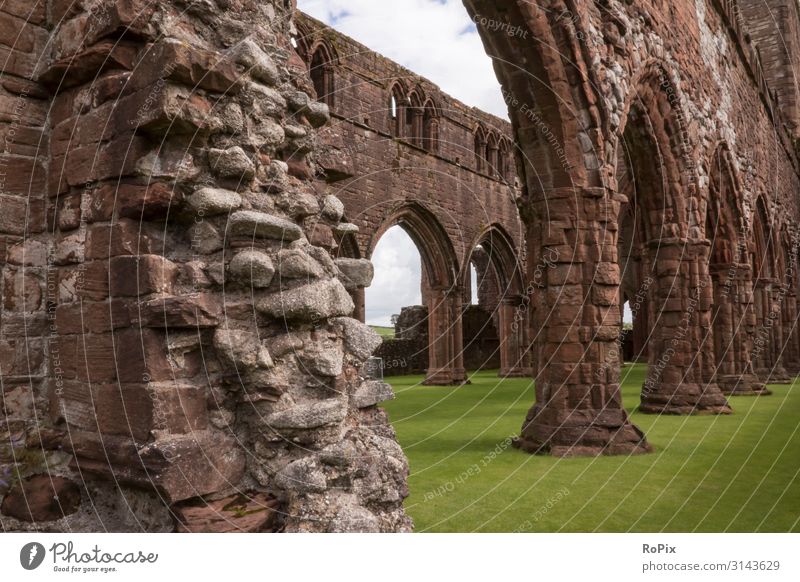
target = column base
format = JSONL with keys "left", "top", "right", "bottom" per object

{"left": 513, "top": 405, "right": 652, "bottom": 457}
{"left": 716, "top": 374, "right": 771, "bottom": 396}
{"left": 423, "top": 368, "right": 469, "bottom": 385}
{"left": 498, "top": 367, "right": 533, "bottom": 378}
{"left": 755, "top": 367, "right": 793, "bottom": 385}
{"left": 639, "top": 382, "right": 732, "bottom": 414}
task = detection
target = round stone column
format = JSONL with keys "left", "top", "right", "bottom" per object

{"left": 514, "top": 187, "right": 650, "bottom": 456}
{"left": 638, "top": 238, "right": 732, "bottom": 414}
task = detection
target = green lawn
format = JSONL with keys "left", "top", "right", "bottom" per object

{"left": 370, "top": 326, "right": 395, "bottom": 339}
{"left": 381, "top": 364, "right": 800, "bottom": 532}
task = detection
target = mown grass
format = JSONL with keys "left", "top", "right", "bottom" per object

{"left": 370, "top": 326, "right": 395, "bottom": 339}
{"left": 381, "top": 364, "right": 800, "bottom": 532}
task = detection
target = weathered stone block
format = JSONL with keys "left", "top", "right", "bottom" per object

{"left": 228, "top": 210, "right": 303, "bottom": 241}
{"left": 256, "top": 278, "right": 354, "bottom": 321}
{"left": 228, "top": 250, "right": 275, "bottom": 288}
{"left": 110, "top": 255, "right": 178, "bottom": 296}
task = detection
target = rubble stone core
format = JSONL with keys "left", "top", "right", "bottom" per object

{"left": 1, "top": 0, "right": 410, "bottom": 533}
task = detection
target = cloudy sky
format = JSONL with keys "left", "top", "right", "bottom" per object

{"left": 364, "top": 226, "right": 422, "bottom": 326}
{"left": 299, "top": 0, "right": 499, "bottom": 326}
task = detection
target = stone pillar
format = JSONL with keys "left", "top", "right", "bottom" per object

{"left": 782, "top": 291, "right": 800, "bottom": 374}
{"left": 752, "top": 279, "right": 792, "bottom": 383}
{"left": 639, "top": 239, "right": 731, "bottom": 414}
{"left": 752, "top": 280, "right": 772, "bottom": 379}
{"left": 514, "top": 188, "right": 650, "bottom": 456}
{"left": 424, "top": 286, "right": 454, "bottom": 384}
{"left": 498, "top": 296, "right": 531, "bottom": 377}
{"left": 449, "top": 288, "right": 467, "bottom": 383}
{"left": 769, "top": 285, "right": 792, "bottom": 382}
{"left": 711, "top": 265, "right": 767, "bottom": 395}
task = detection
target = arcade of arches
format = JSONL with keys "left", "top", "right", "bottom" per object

{"left": 294, "top": 13, "right": 532, "bottom": 386}
{"left": 295, "top": 1, "right": 800, "bottom": 456}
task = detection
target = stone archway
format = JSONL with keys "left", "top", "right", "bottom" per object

{"left": 705, "top": 144, "right": 766, "bottom": 395}
{"left": 463, "top": 0, "right": 649, "bottom": 456}
{"left": 751, "top": 197, "right": 792, "bottom": 383}
{"left": 462, "top": 225, "right": 532, "bottom": 377}
{"left": 615, "top": 65, "right": 731, "bottom": 415}
{"left": 368, "top": 202, "right": 466, "bottom": 385}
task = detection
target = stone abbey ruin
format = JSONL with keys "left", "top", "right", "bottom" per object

{"left": 1, "top": 0, "right": 799, "bottom": 532}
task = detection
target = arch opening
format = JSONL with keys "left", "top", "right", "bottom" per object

{"left": 617, "top": 83, "right": 730, "bottom": 414}
{"left": 365, "top": 205, "right": 466, "bottom": 385}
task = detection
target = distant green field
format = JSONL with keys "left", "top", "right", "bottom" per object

{"left": 382, "top": 364, "right": 800, "bottom": 532}
{"left": 370, "top": 326, "right": 395, "bottom": 339}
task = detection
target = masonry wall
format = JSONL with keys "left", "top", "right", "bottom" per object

{"left": 1, "top": 0, "right": 412, "bottom": 533}
{"left": 295, "top": 12, "right": 525, "bottom": 278}
{"left": 739, "top": 0, "right": 800, "bottom": 139}
{"left": 0, "top": 0, "right": 53, "bottom": 520}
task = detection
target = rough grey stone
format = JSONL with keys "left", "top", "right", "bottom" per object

{"left": 234, "top": 38, "right": 280, "bottom": 86}
{"left": 188, "top": 187, "right": 242, "bottom": 216}
{"left": 329, "top": 505, "right": 380, "bottom": 533}
{"left": 297, "top": 338, "right": 344, "bottom": 377}
{"left": 331, "top": 317, "right": 382, "bottom": 360}
{"left": 209, "top": 146, "right": 255, "bottom": 180}
{"left": 274, "top": 457, "right": 326, "bottom": 493}
{"left": 256, "top": 278, "right": 354, "bottom": 320}
{"left": 274, "top": 188, "right": 320, "bottom": 218}
{"left": 335, "top": 258, "right": 375, "bottom": 289}
{"left": 321, "top": 194, "right": 344, "bottom": 221}
{"left": 276, "top": 248, "right": 324, "bottom": 279}
{"left": 287, "top": 91, "right": 311, "bottom": 111}
{"left": 213, "top": 328, "right": 273, "bottom": 370}
{"left": 251, "top": 118, "right": 286, "bottom": 150}
{"left": 229, "top": 250, "right": 275, "bottom": 288}
{"left": 228, "top": 210, "right": 303, "bottom": 241}
{"left": 352, "top": 380, "right": 395, "bottom": 408}
{"left": 246, "top": 82, "right": 288, "bottom": 118}
{"left": 304, "top": 101, "right": 330, "bottom": 128}
{"left": 189, "top": 221, "right": 224, "bottom": 254}
{"left": 333, "top": 222, "right": 359, "bottom": 235}
{"left": 220, "top": 102, "right": 244, "bottom": 133}
{"left": 266, "top": 398, "right": 348, "bottom": 429}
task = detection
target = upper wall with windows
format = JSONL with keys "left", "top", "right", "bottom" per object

{"left": 292, "top": 12, "right": 516, "bottom": 184}
{"left": 738, "top": 0, "right": 800, "bottom": 139}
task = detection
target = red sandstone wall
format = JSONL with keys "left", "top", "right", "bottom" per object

{"left": 0, "top": 0, "right": 51, "bottom": 510}
{"left": 739, "top": 0, "right": 800, "bottom": 139}
{"left": 295, "top": 13, "right": 525, "bottom": 278}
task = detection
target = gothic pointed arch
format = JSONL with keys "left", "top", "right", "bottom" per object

{"left": 474, "top": 125, "right": 487, "bottom": 173}
{"left": 463, "top": 0, "right": 603, "bottom": 193}
{"left": 615, "top": 62, "right": 731, "bottom": 414}
{"left": 389, "top": 80, "right": 407, "bottom": 138}
{"left": 308, "top": 40, "right": 337, "bottom": 108}
{"left": 422, "top": 98, "right": 439, "bottom": 153}
{"left": 406, "top": 88, "right": 424, "bottom": 146}
{"left": 462, "top": 224, "right": 530, "bottom": 377}
{"left": 485, "top": 132, "right": 499, "bottom": 177}
{"left": 368, "top": 202, "right": 465, "bottom": 385}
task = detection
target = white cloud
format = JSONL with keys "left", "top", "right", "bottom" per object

{"left": 297, "top": 0, "right": 508, "bottom": 118}
{"left": 365, "top": 226, "right": 422, "bottom": 326}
